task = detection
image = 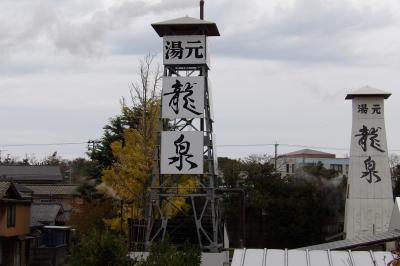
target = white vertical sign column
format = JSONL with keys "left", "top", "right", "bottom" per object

{"left": 344, "top": 87, "right": 394, "bottom": 239}
{"left": 160, "top": 35, "right": 208, "bottom": 175}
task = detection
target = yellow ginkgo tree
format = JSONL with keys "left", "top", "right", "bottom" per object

{"left": 98, "top": 54, "right": 196, "bottom": 233}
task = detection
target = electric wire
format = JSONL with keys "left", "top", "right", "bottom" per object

{"left": 0, "top": 142, "right": 88, "bottom": 147}
{"left": 0, "top": 141, "right": 400, "bottom": 152}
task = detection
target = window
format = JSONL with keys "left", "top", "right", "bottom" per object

{"left": 40, "top": 199, "right": 56, "bottom": 203}
{"left": 330, "top": 164, "right": 343, "bottom": 173}
{"left": 7, "top": 204, "right": 16, "bottom": 227}
{"left": 291, "top": 164, "right": 295, "bottom": 173}
{"left": 286, "top": 164, "right": 290, "bottom": 174}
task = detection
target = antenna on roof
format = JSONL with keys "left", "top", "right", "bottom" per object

{"left": 200, "top": 0, "right": 204, "bottom": 20}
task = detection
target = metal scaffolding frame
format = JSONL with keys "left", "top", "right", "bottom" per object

{"left": 145, "top": 62, "right": 223, "bottom": 252}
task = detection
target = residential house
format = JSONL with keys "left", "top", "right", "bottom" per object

{"left": 0, "top": 166, "right": 79, "bottom": 225}
{"left": 0, "top": 182, "right": 32, "bottom": 266}
{"left": 0, "top": 166, "right": 63, "bottom": 184}
{"left": 277, "top": 149, "right": 349, "bottom": 177}
{"left": 0, "top": 167, "right": 78, "bottom": 266}
{"left": 24, "top": 185, "right": 79, "bottom": 225}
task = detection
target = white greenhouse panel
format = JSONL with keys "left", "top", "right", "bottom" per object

{"left": 265, "top": 249, "right": 284, "bottom": 266}
{"left": 287, "top": 250, "right": 307, "bottom": 266}
{"left": 231, "top": 249, "right": 395, "bottom": 266}
{"left": 231, "top": 249, "right": 244, "bottom": 266}
{"left": 373, "top": 251, "right": 394, "bottom": 266}
{"left": 330, "top": 251, "right": 351, "bottom": 266}
{"left": 308, "top": 250, "right": 330, "bottom": 266}
{"left": 243, "top": 249, "right": 264, "bottom": 266}
{"left": 351, "top": 251, "right": 374, "bottom": 266}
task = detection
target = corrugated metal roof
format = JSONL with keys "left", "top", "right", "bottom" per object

{"left": 24, "top": 184, "right": 78, "bottom": 196}
{"left": 0, "top": 165, "right": 63, "bottom": 182}
{"left": 345, "top": 86, "right": 391, "bottom": 99}
{"left": 231, "top": 249, "right": 396, "bottom": 266}
{"left": 279, "top": 149, "right": 336, "bottom": 159}
{"left": 301, "top": 229, "right": 400, "bottom": 250}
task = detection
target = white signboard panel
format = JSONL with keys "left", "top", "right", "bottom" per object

{"left": 163, "top": 35, "right": 208, "bottom": 65}
{"left": 161, "top": 131, "right": 204, "bottom": 174}
{"left": 162, "top": 76, "right": 204, "bottom": 119}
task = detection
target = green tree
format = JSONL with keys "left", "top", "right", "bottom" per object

{"left": 300, "top": 161, "right": 339, "bottom": 180}
{"left": 134, "top": 240, "right": 201, "bottom": 266}
{"left": 88, "top": 54, "right": 162, "bottom": 181}
{"left": 218, "top": 157, "right": 243, "bottom": 187}
{"left": 88, "top": 105, "right": 143, "bottom": 179}
{"left": 69, "top": 230, "right": 132, "bottom": 266}
{"left": 221, "top": 155, "right": 346, "bottom": 248}
{"left": 68, "top": 199, "right": 117, "bottom": 236}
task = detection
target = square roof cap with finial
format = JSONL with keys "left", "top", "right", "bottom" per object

{"left": 345, "top": 86, "right": 391, "bottom": 100}
{"left": 152, "top": 16, "right": 220, "bottom": 37}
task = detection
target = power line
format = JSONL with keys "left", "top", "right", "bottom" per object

{"left": 217, "top": 143, "right": 400, "bottom": 152}
{"left": 217, "top": 143, "right": 347, "bottom": 150}
{"left": 0, "top": 141, "right": 400, "bottom": 153}
{"left": 0, "top": 142, "right": 88, "bottom": 147}
{"left": 217, "top": 143, "right": 275, "bottom": 147}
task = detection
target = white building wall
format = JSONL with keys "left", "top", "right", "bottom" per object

{"left": 276, "top": 157, "right": 349, "bottom": 177}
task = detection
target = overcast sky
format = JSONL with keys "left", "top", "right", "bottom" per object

{"left": 1, "top": 0, "right": 399, "bottom": 161}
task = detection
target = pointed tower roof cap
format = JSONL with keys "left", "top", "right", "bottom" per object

{"left": 152, "top": 16, "right": 220, "bottom": 37}
{"left": 345, "top": 86, "right": 391, "bottom": 100}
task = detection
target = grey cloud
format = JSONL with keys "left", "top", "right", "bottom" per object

{"left": 211, "top": 0, "right": 395, "bottom": 63}
{"left": 48, "top": 0, "right": 196, "bottom": 56}
{"left": 302, "top": 82, "right": 347, "bottom": 102}
{"left": 0, "top": 0, "right": 197, "bottom": 57}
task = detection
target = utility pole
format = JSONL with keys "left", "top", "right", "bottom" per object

{"left": 274, "top": 142, "right": 278, "bottom": 169}
{"left": 87, "top": 140, "right": 100, "bottom": 152}
{"left": 200, "top": 0, "right": 204, "bottom": 19}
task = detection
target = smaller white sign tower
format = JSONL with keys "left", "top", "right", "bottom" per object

{"left": 344, "top": 86, "right": 393, "bottom": 239}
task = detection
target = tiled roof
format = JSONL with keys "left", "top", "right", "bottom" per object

{"left": 0, "top": 181, "right": 31, "bottom": 200}
{"left": 31, "top": 203, "right": 62, "bottom": 225}
{"left": 300, "top": 229, "right": 400, "bottom": 250}
{"left": 56, "top": 211, "right": 71, "bottom": 223}
{"left": 24, "top": 184, "right": 78, "bottom": 196}
{"left": 0, "top": 181, "right": 11, "bottom": 199}
{"left": 14, "top": 183, "right": 33, "bottom": 193}
{"left": 13, "top": 183, "right": 33, "bottom": 199}
{"left": 0, "top": 165, "right": 63, "bottom": 182}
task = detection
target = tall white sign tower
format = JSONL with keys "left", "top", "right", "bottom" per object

{"left": 145, "top": 15, "right": 222, "bottom": 252}
{"left": 344, "top": 86, "right": 393, "bottom": 239}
